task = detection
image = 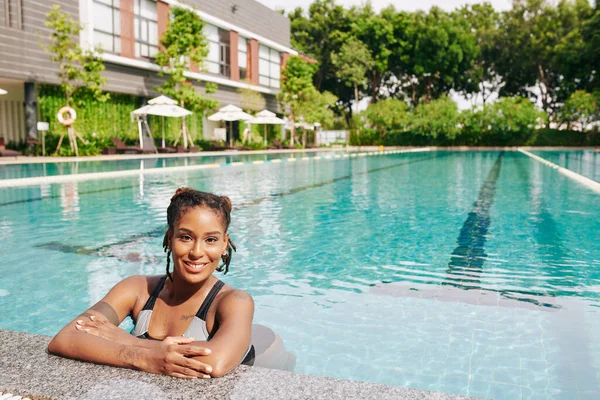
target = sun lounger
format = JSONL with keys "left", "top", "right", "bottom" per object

{"left": 271, "top": 139, "right": 294, "bottom": 150}
{"left": 110, "top": 138, "right": 153, "bottom": 154}
{"left": 0, "top": 137, "right": 22, "bottom": 157}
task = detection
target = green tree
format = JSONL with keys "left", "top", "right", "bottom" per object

{"left": 350, "top": 4, "right": 395, "bottom": 103}
{"left": 455, "top": 3, "right": 501, "bottom": 105}
{"left": 409, "top": 96, "right": 461, "bottom": 141}
{"left": 155, "top": 6, "right": 218, "bottom": 146}
{"left": 330, "top": 37, "right": 373, "bottom": 116}
{"left": 395, "top": 7, "right": 478, "bottom": 105}
{"left": 495, "top": 0, "right": 593, "bottom": 125}
{"left": 363, "top": 98, "right": 409, "bottom": 137}
{"left": 559, "top": 90, "right": 599, "bottom": 130}
{"left": 44, "top": 5, "right": 109, "bottom": 108}
{"left": 289, "top": 1, "right": 354, "bottom": 122}
{"left": 279, "top": 56, "right": 337, "bottom": 146}
{"left": 238, "top": 86, "right": 266, "bottom": 113}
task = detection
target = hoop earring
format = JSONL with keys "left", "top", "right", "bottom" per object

{"left": 165, "top": 250, "right": 172, "bottom": 281}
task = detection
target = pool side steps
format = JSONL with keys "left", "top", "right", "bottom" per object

{"left": 518, "top": 149, "right": 600, "bottom": 194}
{"left": 0, "top": 148, "right": 432, "bottom": 189}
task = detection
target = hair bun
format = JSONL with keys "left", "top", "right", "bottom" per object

{"left": 220, "top": 196, "right": 232, "bottom": 213}
{"left": 172, "top": 187, "right": 192, "bottom": 201}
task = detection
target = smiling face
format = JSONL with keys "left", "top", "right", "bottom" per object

{"left": 169, "top": 206, "right": 229, "bottom": 284}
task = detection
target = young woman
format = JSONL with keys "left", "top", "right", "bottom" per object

{"left": 48, "top": 188, "right": 294, "bottom": 378}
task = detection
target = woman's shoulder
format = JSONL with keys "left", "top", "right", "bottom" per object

{"left": 216, "top": 283, "right": 254, "bottom": 312}
{"left": 113, "top": 275, "right": 165, "bottom": 296}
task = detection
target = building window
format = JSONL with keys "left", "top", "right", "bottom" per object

{"left": 204, "top": 24, "right": 230, "bottom": 77}
{"left": 134, "top": 0, "right": 158, "bottom": 59}
{"left": 93, "top": 0, "right": 121, "bottom": 54}
{"left": 238, "top": 36, "right": 249, "bottom": 81}
{"left": 259, "top": 45, "right": 281, "bottom": 88}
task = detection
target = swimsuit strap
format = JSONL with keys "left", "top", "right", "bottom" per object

{"left": 196, "top": 280, "right": 225, "bottom": 321}
{"left": 141, "top": 276, "right": 168, "bottom": 311}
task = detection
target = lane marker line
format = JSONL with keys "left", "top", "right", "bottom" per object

{"left": 519, "top": 149, "right": 600, "bottom": 194}
{"left": 0, "top": 148, "right": 433, "bottom": 189}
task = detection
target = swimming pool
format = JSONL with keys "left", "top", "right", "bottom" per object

{"left": 1, "top": 150, "right": 599, "bottom": 399}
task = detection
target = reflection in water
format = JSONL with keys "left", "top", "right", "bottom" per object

{"left": 443, "top": 152, "right": 504, "bottom": 290}
{"left": 60, "top": 182, "right": 80, "bottom": 219}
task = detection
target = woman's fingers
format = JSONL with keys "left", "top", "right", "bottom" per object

{"left": 172, "top": 366, "right": 211, "bottom": 379}
{"left": 181, "top": 357, "right": 213, "bottom": 374}
{"left": 164, "top": 336, "right": 195, "bottom": 345}
{"left": 178, "top": 344, "right": 212, "bottom": 357}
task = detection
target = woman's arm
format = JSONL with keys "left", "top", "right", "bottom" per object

{"left": 48, "top": 275, "right": 213, "bottom": 378}
{"left": 187, "top": 289, "right": 255, "bottom": 377}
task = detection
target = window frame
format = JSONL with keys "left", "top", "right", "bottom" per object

{"left": 204, "top": 25, "right": 231, "bottom": 78}
{"left": 238, "top": 36, "right": 249, "bottom": 81}
{"left": 134, "top": 0, "right": 159, "bottom": 60}
{"left": 259, "top": 44, "right": 281, "bottom": 88}
{"left": 92, "top": 0, "right": 121, "bottom": 54}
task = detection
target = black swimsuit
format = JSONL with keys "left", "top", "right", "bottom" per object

{"left": 130, "top": 276, "right": 255, "bottom": 365}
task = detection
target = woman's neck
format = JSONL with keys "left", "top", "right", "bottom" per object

{"left": 164, "top": 274, "right": 214, "bottom": 305}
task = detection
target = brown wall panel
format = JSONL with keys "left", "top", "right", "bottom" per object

{"left": 120, "top": 0, "right": 135, "bottom": 58}
{"left": 230, "top": 30, "right": 239, "bottom": 82}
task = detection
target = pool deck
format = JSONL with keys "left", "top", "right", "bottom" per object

{"left": 0, "top": 329, "right": 477, "bottom": 400}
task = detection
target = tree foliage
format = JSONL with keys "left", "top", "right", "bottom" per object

{"left": 44, "top": 5, "right": 109, "bottom": 107}
{"left": 155, "top": 6, "right": 218, "bottom": 113}
{"left": 278, "top": 56, "right": 337, "bottom": 144}
{"left": 559, "top": 90, "right": 599, "bottom": 130}
{"left": 363, "top": 98, "right": 408, "bottom": 137}
{"left": 290, "top": 0, "right": 600, "bottom": 131}
{"left": 409, "top": 96, "right": 461, "bottom": 140}
{"left": 238, "top": 87, "right": 266, "bottom": 113}
{"left": 331, "top": 37, "right": 374, "bottom": 114}
{"left": 461, "top": 97, "right": 546, "bottom": 145}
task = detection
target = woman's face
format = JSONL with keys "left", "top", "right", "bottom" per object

{"left": 170, "top": 206, "right": 229, "bottom": 283}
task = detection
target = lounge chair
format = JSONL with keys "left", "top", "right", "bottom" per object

{"left": 176, "top": 145, "right": 199, "bottom": 153}
{"left": 271, "top": 139, "right": 294, "bottom": 150}
{"left": 207, "top": 140, "right": 228, "bottom": 151}
{"left": 157, "top": 146, "right": 177, "bottom": 153}
{"left": 0, "top": 137, "right": 22, "bottom": 157}
{"left": 110, "top": 138, "right": 153, "bottom": 154}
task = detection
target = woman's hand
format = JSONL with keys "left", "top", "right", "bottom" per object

{"left": 140, "top": 336, "right": 213, "bottom": 379}
{"left": 76, "top": 315, "right": 132, "bottom": 343}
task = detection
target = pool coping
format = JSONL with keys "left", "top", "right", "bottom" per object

{"left": 1, "top": 146, "right": 597, "bottom": 166}
{"left": 0, "top": 329, "right": 477, "bottom": 400}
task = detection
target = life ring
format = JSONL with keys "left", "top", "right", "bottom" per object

{"left": 57, "top": 106, "right": 77, "bottom": 126}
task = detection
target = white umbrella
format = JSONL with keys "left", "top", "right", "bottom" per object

{"left": 147, "top": 95, "right": 177, "bottom": 105}
{"left": 131, "top": 96, "right": 192, "bottom": 148}
{"left": 207, "top": 105, "right": 253, "bottom": 146}
{"left": 0, "top": 88, "right": 6, "bottom": 95}
{"left": 250, "top": 110, "right": 285, "bottom": 146}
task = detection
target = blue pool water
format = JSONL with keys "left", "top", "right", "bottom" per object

{"left": 532, "top": 150, "right": 600, "bottom": 183}
{"left": 1, "top": 150, "right": 599, "bottom": 399}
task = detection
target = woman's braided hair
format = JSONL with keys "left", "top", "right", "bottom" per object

{"left": 163, "top": 187, "right": 236, "bottom": 280}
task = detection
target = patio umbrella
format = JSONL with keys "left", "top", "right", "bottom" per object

{"left": 250, "top": 110, "right": 285, "bottom": 146}
{"left": 207, "top": 105, "right": 253, "bottom": 147}
{"left": 131, "top": 95, "right": 192, "bottom": 148}
{"left": 0, "top": 88, "right": 6, "bottom": 95}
